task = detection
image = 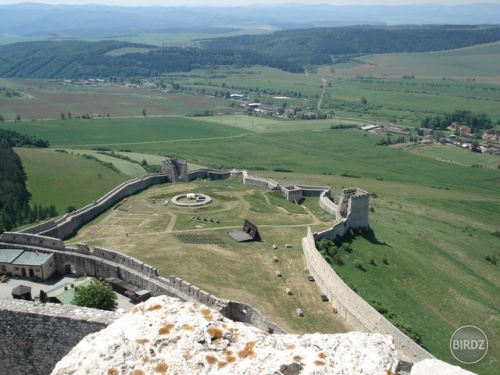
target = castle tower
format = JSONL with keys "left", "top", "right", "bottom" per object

{"left": 337, "top": 188, "right": 370, "bottom": 229}
{"left": 162, "top": 158, "right": 188, "bottom": 182}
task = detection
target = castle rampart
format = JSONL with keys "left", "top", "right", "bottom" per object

{"left": 302, "top": 227, "right": 433, "bottom": 364}
{"left": 0, "top": 299, "right": 119, "bottom": 375}
{"left": 282, "top": 184, "right": 332, "bottom": 203}
{"left": 20, "top": 174, "right": 167, "bottom": 240}
{"left": 162, "top": 157, "right": 188, "bottom": 182}
{"left": 319, "top": 190, "right": 338, "bottom": 215}
{"left": 4, "top": 159, "right": 431, "bottom": 369}
{"left": 1, "top": 232, "right": 65, "bottom": 250}
{"left": 0, "top": 237, "right": 286, "bottom": 337}
{"left": 243, "top": 173, "right": 280, "bottom": 190}
{"left": 188, "top": 168, "right": 210, "bottom": 180}
{"left": 313, "top": 187, "right": 370, "bottom": 241}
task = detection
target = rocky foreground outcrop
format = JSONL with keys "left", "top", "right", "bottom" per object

{"left": 51, "top": 296, "right": 399, "bottom": 375}
{"left": 50, "top": 296, "right": 476, "bottom": 375}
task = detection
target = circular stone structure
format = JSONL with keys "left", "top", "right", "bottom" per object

{"left": 171, "top": 193, "right": 212, "bottom": 207}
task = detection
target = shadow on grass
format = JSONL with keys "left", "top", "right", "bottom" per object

{"left": 360, "top": 227, "right": 392, "bottom": 247}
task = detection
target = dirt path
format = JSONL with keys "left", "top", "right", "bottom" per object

{"left": 317, "top": 78, "right": 328, "bottom": 113}
{"left": 165, "top": 212, "right": 177, "bottom": 232}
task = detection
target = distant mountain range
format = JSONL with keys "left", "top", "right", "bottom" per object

{"left": 1, "top": 3, "right": 499, "bottom": 39}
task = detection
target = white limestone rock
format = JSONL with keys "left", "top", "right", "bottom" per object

{"left": 410, "top": 359, "right": 477, "bottom": 375}
{"left": 51, "top": 295, "right": 399, "bottom": 375}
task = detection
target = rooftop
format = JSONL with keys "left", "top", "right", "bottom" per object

{"left": 47, "top": 277, "right": 95, "bottom": 304}
{"left": 13, "top": 251, "right": 53, "bottom": 267}
{"left": 0, "top": 249, "right": 24, "bottom": 264}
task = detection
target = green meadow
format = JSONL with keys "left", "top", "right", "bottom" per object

{"left": 14, "top": 148, "right": 128, "bottom": 213}
{"left": 333, "top": 42, "right": 500, "bottom": 79}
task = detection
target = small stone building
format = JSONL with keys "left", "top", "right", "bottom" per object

{"left": 0, "top": 249, "right": 55, "bottom": 281}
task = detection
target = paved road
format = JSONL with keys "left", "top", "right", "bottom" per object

{"left": 0, "top": 273, "right": 136, "bottom": 312}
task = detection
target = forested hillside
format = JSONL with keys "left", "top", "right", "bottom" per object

{"left": 0, "top": 130, "right": 55, "bottom": 232}
{"left": 0, "top": 41, "right": 301, "bottom": 78}
{"left": 200, "top": 26, "right": 500, "bottom": 66}
{"left": 1, "top": 26, "right": 500, "bottom": 79}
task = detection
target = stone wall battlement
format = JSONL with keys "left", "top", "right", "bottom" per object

{"left": 243, "top": 175, "right": 280, "bottom": 190}
{"left": 319, "top": 190, "right": 338, "bottom": 215}
{"left": 0, "top": 299, "right": 119, "bottom": 375}
{"left": 92, "top": 247, "right": 159, "bottom": 278}
{"left": 1, "top": 232, "right": 65, "bottom": 250}
{"left": 20, "top": 174, "right": 167, "bottom": 239}
{"left": 302, "top": 228, "right": 433, "bottom": 364}
{"left": 0, "top": 239, "right": 286, "bottom": 336}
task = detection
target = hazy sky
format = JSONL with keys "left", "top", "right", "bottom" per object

{"left": 1, "top": 0, "right": 499, "bottom": 6}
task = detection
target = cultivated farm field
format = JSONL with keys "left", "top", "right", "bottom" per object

{"left": 1, "top": 42, "right": 500, "bottom": 125}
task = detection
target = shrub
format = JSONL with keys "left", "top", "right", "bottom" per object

{"left": 354, "top": 259, "right": 365, "bottom": 271}
{"left": 485, "top": 256, "right": 497, "bottom": 265}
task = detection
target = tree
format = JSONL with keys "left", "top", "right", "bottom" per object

{"left": 360, "top": 97, "right": 368, "bottom": 105}
{"left": 471, "top": 140, "right": 481, "bottom": 152}
{"left": 16, "top": 114, "right": 21, "bottom": 121}
{"left": 60, "top": 112, "right": 65, "bottom": 120}
{"left": 72, "top": 281, "right": 117, "bottom": 310}
{"left": 142, "top": 109, "right": 147, "bottom": 117}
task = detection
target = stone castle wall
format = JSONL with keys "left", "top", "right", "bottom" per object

{"left": 168, "top": 276, "right": 285, "bottom": 334}
{"left": 295, "top": 185, "right": 331, "bottom": 197}
{"left": 319, "top": 190, "right": 338, "bottom": 215}
{"left": 0, "top": 238, "right": 286, "bottom": 334}
{"left": 1, "top": 232, "right": 65, "bottom": 250}
{"left": 162, "top": 158, "right": 188, "bottom": 182}
{"left": 243, "top": 172, "right": 280, "bottom": 190}
{"left": 20, "top": 174, "right": 167, "bottom": 240}
{"left": 302, "top": 228, "right": 433, "bottom": 364}
{"left": 282, "top": 186, "right": 303, "bottom": 202}
{"left": 0, "top": 299, "right": 119, "bottom": 375}
{"left": 313, "top": 188, "right": 370, "bottom": 241}
{"left": 188, "top": 168, "right": 210, "bottom": 180}
{"left": 282, "top": 185, "right": 332, "bottom": 203}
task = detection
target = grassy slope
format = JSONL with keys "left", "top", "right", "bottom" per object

{"left": 15, "top": 148, "right": 128, "bottom": 213}
{"left": 348, "top": 42, "right": 500, "bottom": 78}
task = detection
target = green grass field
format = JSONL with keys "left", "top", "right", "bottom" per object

{"left": 14, "top": 148, "right": 128, "bottom": 213}
{"left": 330, "top": 42, "right": 500, "bottom": 80}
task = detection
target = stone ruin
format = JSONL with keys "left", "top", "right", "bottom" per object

{"left": 162, "top": 157, "right": 188, "bottom": 182}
